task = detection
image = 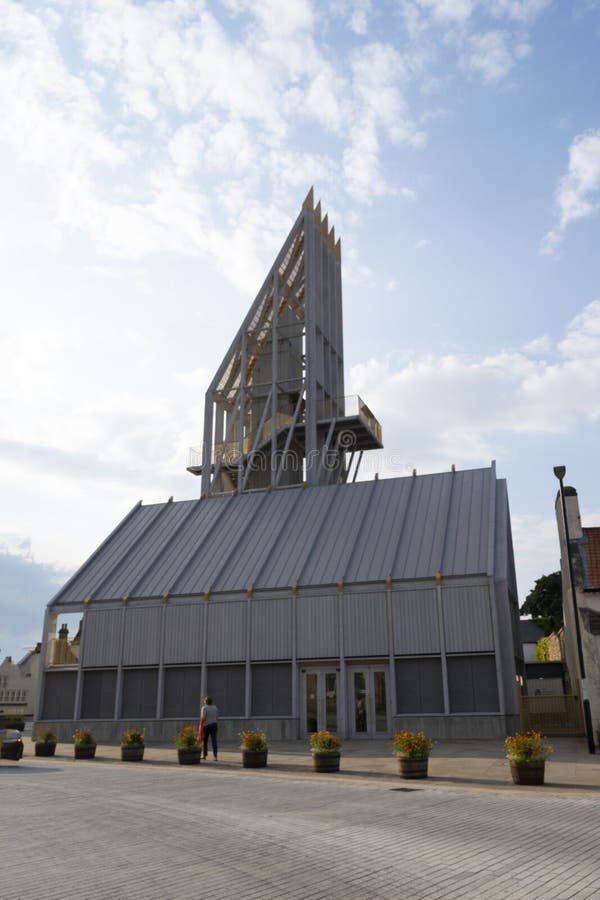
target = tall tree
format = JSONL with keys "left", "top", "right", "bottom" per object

{"left": 520, "top": 572, "right": 563, "bottom": 635}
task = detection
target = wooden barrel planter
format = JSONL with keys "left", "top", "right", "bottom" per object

{"left": 74, "top": 744, "right": 97, "bottom": 760}
{"left": 242, "top": 748, "right": 268, "bottom": 768}
{"left": 35, "top": 742, "right": 57, "bottom": 757}
{"left": 1, "top": 741, "right": 24, "bottom": 761}
{"left": 178, "top": 747, "right": 202, "bottom": 765}
{"left": 398, "top": 757, "right": 429, "bottom": 779}
{"left": 121, "top": 745, "right": 145, "bottom": 762}
{"left": 312, "top": 751, "right": 341, "bottom": 773}
{"left": 509, "top": 761, "right": 546, "bottom": 785}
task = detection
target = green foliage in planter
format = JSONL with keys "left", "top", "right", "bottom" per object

{"left": 392, "top": 730, "right": 434, "bottom": 759}
{"left": 172, "top": 725, "right": 200, "bottom": 749}
{"left": 34, "top": 729, "right": 57, "bottom": 744}
{"left": 310, "top": 730, "right": 342, "bottom": 753}
{"left": 121, "top": 727, "right": 145, "bottom": 747}
{"left": 505, "top": 730, "right": 553, "bottom": 762}
{"left": 239, "top": 730, "right": 267, "bottom": 751}
{"left": 72, "top": 729, "right": 95, "bottom": 746}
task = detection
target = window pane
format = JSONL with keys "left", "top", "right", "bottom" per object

{"left": 325, "top": 672, "right": 337, "bottom": 732}
{"left": 395, "top": 658, "right": 444, "bottom": 714}
{"left": 121, "top": 668, "right": 158, "bottom": 719}
{"left": 306, "top": 673, "right": 318, "bottom": 733}
{"left": 374, "top": 671, "right": 387, "bottom": 732}
{"left": 251, "top": 664, "right": 291, "bottom": 716}
{"left": 81, "top": 670, "right": 117, "bottom": 719}
{"left": 354, "top": 671, "right": 367, "bottom": 733}
{"left": 163, "top": 667, "right": 202, "bottom": 718}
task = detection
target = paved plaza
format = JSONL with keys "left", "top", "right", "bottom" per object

{"left": 1, "top": 739, "right": 600, "bottom": 899}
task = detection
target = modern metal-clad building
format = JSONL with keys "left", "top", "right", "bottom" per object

{"left": 37, "top": 191, "right": 521, "bottom": 740}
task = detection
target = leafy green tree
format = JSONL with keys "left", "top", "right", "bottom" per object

{"left": 520, "top": 572, "right": 563, "bottom": 635}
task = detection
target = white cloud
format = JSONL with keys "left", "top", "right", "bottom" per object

{"left": 460, "top": 29, "right": 518, "bottom": 82}
{"left": 416, "top": 0, "right": 477, "bottom": 24}
{"left": 487, "top": 0, "right": 552, "bottom": 23}
{"left": 542, "top": 130, "right": 600, "bottom": 253}
{"left": 521, "top": 335, "right": 551, "bottom": 355}
{"left": 349, "top": 0, "right": 373, "bottom": 34}
{"left": 348, "top": 298, "right": 600, "bottom": 472}
{"left": 415, "top": 238, "right": 430, "bottom": 249}
{"left": 0, "top": 0, "right": 563, "bottom": 293}
{"left": 558, "top": 299, "right": 600, "bottom": 359}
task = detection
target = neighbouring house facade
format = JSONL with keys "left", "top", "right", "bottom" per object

{"left": 0, "top": 645, "right": 41, "bottom": 717}
{"left": 36, "top": 190, "right": 522, "bottom": 742}
{"left": 556, "top": 486, "right": 600, "bottom": 732}
{"left": 519, "top": 619, "right": 565, "bottom": 696}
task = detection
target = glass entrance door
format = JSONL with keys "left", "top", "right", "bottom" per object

{"left": 303, "top": 669, "right": 339, "bottom": 735}
{"left": 347, "top": 666, "right": 390, "bottom": 737}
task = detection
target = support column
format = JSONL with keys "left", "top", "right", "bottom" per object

{"left": 238, "top": 331, "right": 247, "bottom": 491}
{"left": 436, "top": 576, "right": 450, "bottom": 715}
{"left": 35, "top": 609, "right": 56, "bottom": 722}
{"left": 114, "top": 603, "right": 127, "bottom": 720}
{"left": 73, "top": 608, "right": 88, "bottom": 721}
{"left": 201, "top": 595, "right": 209, "bottom": 701}
{"left": 337, "top": 581, "right": 346, "bottom": 737}
{"left": 156, "top": 598, "right": 168, "bottom": 719}
{"left": 245, "top": 591, "right": 252, "bottom": 719}
{"left": 291, "top": 586, "right": 298, "bottom": 726}
{"left": 488, "top": 580, "right": 506, "bottom": 716}
{"left": 385, "top": 582, "right": 397, "bottom": 721}
{"left": 271, "top": 270, "right": 279, "bottom": 488}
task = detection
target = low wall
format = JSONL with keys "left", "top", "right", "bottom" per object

{"left": 33, "top": 717, "right": 300, "bottom": 744}
{"left": 391, "top": 714, "right": 521, "bottom": 740}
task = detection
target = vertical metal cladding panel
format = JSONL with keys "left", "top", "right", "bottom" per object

{"left": 121, "top": 668, "right": 158, "bottom": 718}
{"left": 163, "top": 667, "right": 202, "bottom": 718}
{"left": 343, "top": 592, "right": 389, "bottom": 657}
{"left": 442, "top": 469, "right": 489, "bottom": 575}
{"left": 250, "top": 597, "right": 292, "bottom": 660}
{"left": 392, "top": 590, "right": 440, "bottom": 655}
{"left": 207, "top": 601, "right": 247, "bottom": 662}
{"left": 163, "top": 602, "right": 205, "bottom": 664}
{"left": 81, "top": 607, "right": 122, "bottom": 668}
{"left": 41, "top": 671, "right": 77, "bottom": 719}
{"left": 296, "top": 594, "right": 339, "bottom": 659}
{"left": 443, "top": 585, "right": 494, "bottom": 653}
{"left": 122, "top": 605, "right": 163, "bottom": 666}
{"left": 81, "top": 669, "right": 117, "bottom": 719}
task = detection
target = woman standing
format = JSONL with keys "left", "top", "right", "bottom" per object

{"left": 200, "top": 696, "right": 219, "bottom": 760}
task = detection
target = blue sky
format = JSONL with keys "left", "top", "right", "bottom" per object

{"left": 2, "top": 0, "right": 600, "bottom": 660}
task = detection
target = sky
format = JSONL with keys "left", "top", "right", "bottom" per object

{"left": 1, "top": 0, "right": 600, "bottom": 661}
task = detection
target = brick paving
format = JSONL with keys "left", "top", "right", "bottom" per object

{"left": 2, "top": 739, "right": 600, "bottom": 899}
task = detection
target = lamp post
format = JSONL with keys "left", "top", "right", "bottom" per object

{"left": 554, "top": 466, "right": 595, "bottom": 754}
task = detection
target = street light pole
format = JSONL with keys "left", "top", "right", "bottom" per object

{"left": 554, "top": 466, "right": 595, "bottom": 754}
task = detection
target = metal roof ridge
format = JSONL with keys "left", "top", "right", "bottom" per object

{"left": 486, "top": 461, "right": 497, "bottom": 577}
{"left": 294, "top": 483, "right": 343, "bottom": 585}
{"left": 90, "top": 500, "right": 173, "bottom": 601}
{"left": 340, "top": 478, "right": 381, "bottom": 583}
{"left": 387, "top": 472, "right": 419, "bottom": 579}
{"left": 127, "top": 498, "right": 202, "bottom": 598}
{"left": 168, "top": 492, "right": 237, "bottom": 595}
{"left": 432, "top": 469, "right": 457, "bottom": 577}
{"left": 47, "top": 500, "right": 143, "bottom": 608}
{"left": 204, "top": 489, "right": 273, "bottom": 593}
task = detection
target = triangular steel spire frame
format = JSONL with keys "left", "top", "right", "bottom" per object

{"left": 191, "top": 188, "right": 381, "bottom": 496}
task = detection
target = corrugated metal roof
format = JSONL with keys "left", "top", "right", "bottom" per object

{"left": 49, "top": 465, "right": 506, "bottom": 606}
